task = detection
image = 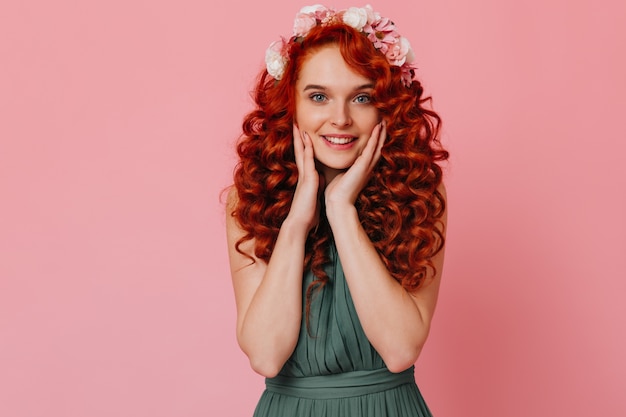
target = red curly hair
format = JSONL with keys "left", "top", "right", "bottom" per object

{"left": 231, "top": 23, "right": 448, "bottom": 322}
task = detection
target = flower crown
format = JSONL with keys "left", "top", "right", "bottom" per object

{"left": 265, "top": 4, "right": 417, "bottom": 87}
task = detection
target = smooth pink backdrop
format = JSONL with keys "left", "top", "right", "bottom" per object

{"left": 1, "top": 1, "right": 625, "bottom": 416}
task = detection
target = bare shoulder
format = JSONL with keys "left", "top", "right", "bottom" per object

{"left": 436, "top": 181, "right": 448, "bottom": 231}
{"left": 225, "top": 186, "right": 243, "bottom": 250}
{"left": 225, "top": 184, "right": 269, "bottom": 290}
{"left": 225, "top": 185, "right": 257, "bottom": 269}
{"left": 407, "top": 180, "right": 447, "bottom": 315}
{"left": 225, "top": 186, "right": 247, "bottom": 250}
{"left": 437, "top": 181, "right": 447, "bottom": 201}
{"left": 225, "top": 185, "right": 238, "bottom": 214}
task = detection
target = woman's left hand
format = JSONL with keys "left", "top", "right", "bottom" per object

{"left": 324, "top": 121, "right": 386, "bottom": 210}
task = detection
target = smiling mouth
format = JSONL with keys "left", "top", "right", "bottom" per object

{"left": 322, "top": 136, "right": 357, "bottom": 145}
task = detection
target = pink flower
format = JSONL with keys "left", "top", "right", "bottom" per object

{"left": 315, "top": 7, "right": 337, "bottom": 26}
{"left": 385, "top": 37, "right": 412, "bottom": 66}
{"left": 365, "top": 17, "right": 397, "bottom": 53}
{"left": 266, "top": 5, "right": 417, "bottom": 86}
{"left": 400, "top": 64, "right": 416, "bottom": 87}
{"left": 293, "top": 5, "right": 337, "bottom": 36}
{"left": 293, "top": 13, "right": 317, "bottom": 36}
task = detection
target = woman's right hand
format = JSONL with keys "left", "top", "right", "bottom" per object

{"left": 227, "top": 125, "right": 321, "bottom": 377}
{"left": 288, "top": 124, "right": 323, "bottom": 233}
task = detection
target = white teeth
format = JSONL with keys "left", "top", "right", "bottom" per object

{"left": 324, "top": 136, "right": 355, "bottom": 145}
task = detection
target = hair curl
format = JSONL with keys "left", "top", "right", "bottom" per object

{"left": 231, "top": 23, "right": 448, "bottom": 325}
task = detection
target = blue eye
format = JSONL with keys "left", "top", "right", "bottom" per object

{"left": 354, "top": 94, "right": 371, "bottom": 104}
{"left": 310, "top": 93, "right": 326, "bottom": 102}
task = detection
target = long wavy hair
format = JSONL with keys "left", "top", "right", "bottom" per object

{"left": 231, "top": 23, "right": 448, "bottom": 323}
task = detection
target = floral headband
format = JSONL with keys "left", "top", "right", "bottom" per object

{"left": 265, "top": 4, "right": 417, "bottom": 87}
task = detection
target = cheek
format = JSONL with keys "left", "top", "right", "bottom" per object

{"left": 296, "top": 106, "right": 326, "bottom": 129}
{"left": 354, "top": 108, "right": 380, "bottom": 130}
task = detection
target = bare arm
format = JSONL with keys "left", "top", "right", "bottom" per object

{"left": 327, "top": 188, "right": 446, "bottom": 372}
{"left": 226, "top": 126, "right": 321, "bottom": 377}
{"left": 324, "top": 122, "right": 447, "bottom": 372}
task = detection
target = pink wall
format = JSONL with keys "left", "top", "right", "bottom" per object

{"left": 1, "top": 1, "right": 624, "bottom": 416}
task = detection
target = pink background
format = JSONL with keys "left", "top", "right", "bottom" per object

{"left": 1, "top": 1, "right": 625, "bottom": 416}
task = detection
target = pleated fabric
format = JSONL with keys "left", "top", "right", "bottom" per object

{"left": 252, "top": 243, "right": 433, "bottom": 417}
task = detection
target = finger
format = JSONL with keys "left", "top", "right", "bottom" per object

{"left": 293, "top": 124, "right": 304, "bottom": 151}
{"left": 371, "top": 121, "right": 386, "bottom": 169}
{"left": 302, "top": 130, "right": 313, "bottom": 152}
{"left": 293, "top": 124, "right": 305, "bottom": 175}
{"left": 302, "top": 132, "right": 317, "bottom": 176}
{"left": 358, "top": 122, "right": 384, "bottom": 174}
{"left": 360, "top": 122, "right": 382, "bottom": 164}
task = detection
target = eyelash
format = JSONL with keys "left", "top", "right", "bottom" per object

{"left": 310, "top": 93, "right": 327, "bottom": 102}
{"left": 354, "top": 94, "right": 371, "bottom": 104}
{"left": 308, "top": 93, "right": 372, "bottom": 104}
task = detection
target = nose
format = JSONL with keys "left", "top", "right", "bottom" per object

{"left": 330, "top": 102, "right": 352, "bottom": 127}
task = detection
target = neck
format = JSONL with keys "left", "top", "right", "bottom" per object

{"left": 319, "top": 165, "right": 344, "bottom": 185}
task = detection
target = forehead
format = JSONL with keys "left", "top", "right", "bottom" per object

{"left": 296, "top": 45, "right": 372, "bottom": 89}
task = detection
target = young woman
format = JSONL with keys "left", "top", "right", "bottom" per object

{"left": 226, "top": 5, "right": 448, "bottom": 416}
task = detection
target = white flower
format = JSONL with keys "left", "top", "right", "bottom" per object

{"left": 363, "top": 4, "right": 381, "bottom": 24}
{"left": 265, "top": 40, "right": 287, "bottom": 80}
{"left": 342, "top": 7, "right": 368, "bottom": 31}
{"left": 404, "top": 38, "right": 415, "bottom": 64}
{"left": 293, "top": 12, "right": 317, "bottom": 37}
{"left": 299, "top": 4, "right": 326, "bottom": 14}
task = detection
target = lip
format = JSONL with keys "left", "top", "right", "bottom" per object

{"left": 321, "top": 133, "right": 355, "bottom": 138}
{"left": 320, "top": 134, "right": 358, "bottom": 149}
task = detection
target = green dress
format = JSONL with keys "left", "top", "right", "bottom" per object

{"left": 253, "top": 242, "right": 433, "bottom": 417}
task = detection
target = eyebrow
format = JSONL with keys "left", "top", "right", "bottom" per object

{"left": 303, "top": 83, "right": 375, "bottom": 91}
